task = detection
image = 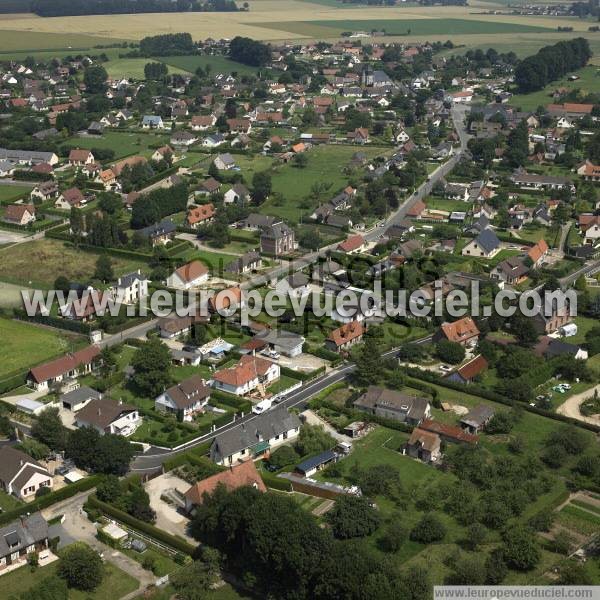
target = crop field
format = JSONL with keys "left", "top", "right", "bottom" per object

{"left": 510, "top": 64, "right": 600, "bottom": 111}
{"left": 0, "top": 27, "right": 124, "bottom": 52}
{"left": 0, "top": 318, "right": 81, "bottom": 379}
{"left": 161, "top": 54, "right": 262, "bottom": 76}
{"left": 255, "top": 17, "right": 554, "bottom": 38}
{"left": 0, "top": 239, "right": 148, "bottom": 288}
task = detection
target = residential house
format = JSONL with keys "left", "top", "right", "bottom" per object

{"left": 198, "top": 177, "right": 221, "bottom": 195}
{"left": 354, "top": 386, "right": 430, "bottom": 426}
{"left": 75, "top": 397, "right": 140, "bottom": 436}
{"left": 55, "top": 187, "right": 85, "bottom": 209}
{"left": 460, "top": 404, "right": 495, "bottom": 434}
{"left": 167, "top": 260, "right": 210, "bottom": 289}
{"left": 533, "top": 336, "right": 588, "bottom": 361}
{"left": 170, "top": 131, "right": 197, "bottom": 147}
{"left": 224, "top": 183, "right": 251, "bottom": 205}
{"left": 295, "top": 450, "right": 338, "bottom": 477}
{"left": 68, "top": 148, "right": 94, "bottom": 167}
{"left": 0, "top": 513, "right": 50, "bottom": 573}
{"left": 528, "top": 239, "right": 549, "bottom": 268}
{"left": 347, "top": 128, "right": 369, "bottom": 144}
{"left": 275, "top": 272, "right": 310, "bottom": 299}
{"left": 337, "top": 234, "right": 365, "bottom": 254}
{"left": 0, "top": 447, "right": 53, "bottom": 500}
{"left": 252, "top": 329, "right": 305, "bottom": 358}
{"left": 186, "top": 203, "right": 216, "bottom": 228}
{"left": 260, "top": 222, "right": 296, "bottom": 257}
{"left": 419, "top": 419, "right": 479, "bottom": 445}
{"left": 60, "top": 386, "right": 101, "bottom": 411}
{"left": 208, "top": 287, "right": 244, "bottom": 315}
{"left": 579, "top": 214, "right": 600, "bottom": 246}
{"left": 110, "top": 270, "right": 149, "bottom": 304}
{"left": 434, "top": 316, "right": 480, "bottom": 347}
{"left": 137, "top": 220, "right": 177, "bottom": 246}
{"left": 155, "top": 375, "right": 211, "bottom": 421}
{"left": 576, "top": 160, "right": 600, "bottom": 182}
{"left": 141, "top": 115, "right": 164, "bottom": 129}
{"left": 225, "top": 251, "right": 262, "bottom": 275}
{"left": 209, "top": 408, "right": 301, "bottom": 465}
{"left": 184, "top": 460, "right": 266, "bottom": 512}
{"left": 27, "top": 345, "right": 101, "bottom": 391}
{"left": 202, "top": 134, "right": 225, "bottom": 148}
{"left": 30, "top": 181, "right": 58, "bottom": 203}
{"left": 151, "top": 145, "right": 173, "bottom": 163}
{"left": 158, "top": 315, "right": 193, "bottom": 339}
{"left": 406, "top": 428, "right": 442, "bottom": 463}
{"left": 532, "top": 302, "right": 572, "bottom": 335}
{"left": 510, "top": 169, "right": 574, "bottom": 193}
{"left": 214, "top": 153, "right": 236, "bottom": 171}
{"left": 325, "top": 321, "right": 365, "bottom": 353}
{"left": 446, "top": 355, "right": 488, "bottom": 385}
{"left": 212, "top": 355, "right": 280, "bottom": 396}
{"left": 461, "top": 228, "right": 501, "bottom": 258}
{"left": 3, "top": 204, "right": 35, "bottom": 226}
{"left": 491, "top": 256, "right": 529, "bottom": 285}
{"left": 191, "top": 114, "right": 216, "bottom": 131}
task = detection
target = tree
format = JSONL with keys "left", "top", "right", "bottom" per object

{"left": 58, "top": 543, "right": 104, "bottom": 591}
{"left": 501, "top": 527, "right": 540, "bottom": 571}
{"left": 436, "top": 340, "right": 465, "bottom": 364}
{"left": 170, "top": 548, "right": 222, "bottom": 600}
{"left": 295, "top": 424, "right": 336, "bottom": 457}
{"left": 448, "top": 554, "right": 487, "bottom": 585}
{"left": 379, "top": 519, "right": 407, "bottom": 552}
{"left": 31, "top": 407, "right": 68, "bottom": 451}
{"left": 294, "top": 153, "right": 308, "bottom": 168}
{"left": 144, "top": 61, "right": 168, "bottom": 80}
{"left": 54, "top": 275, "right": 71, "bottom": 296}
{"left": 96, "top": 474, "right": 122, "bottom": 503}
{"left": 18, "top": 575, "right": 68, "bottom": 600}
{"left": 83, "top": 65, "right": 108, "bottom": 94}
{"left": 94, "top": 255, "right": 114, "bottom": 282}
{"left": 466, "top": 522, "right": 487, "bottom": 550}
{"left": 131, "top": 337, "right": 172, "bottom": 396}
{"left": 252, "top": 171, "right": 272, "bottom": 204}
{"left": 325, "top": 495, "right": 381, "bottom": 539}
{"left": 66, "top": 428, "right": 134, "bottom": 475}
{"left": 557, "top": 562, "right": 593, "bottom": 585}
{"left": 410, "top": 514, "right": 446, "bottom": 543}
{"left": 485, "top": 411, "right": 514, "bottom": 434}
{"left": 485, "top": 548, "right": 507, "bottom": 584}
{"left": 69, "top": 207, "right": 83, "bottom": 241}
{"left": 128, "top": 483, "right": 156, "bottom": 523}
{"left": 354, "top": 336, "right": 383, "bottom": 385}
{"left": 511, "top": 314, "right": 539, "bottom": 347}
{"left": 269, "top": 444, "right": 300, "bottom": 469}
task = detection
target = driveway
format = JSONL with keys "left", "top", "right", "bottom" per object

{"left": 300, "top": 409, "right": 352, "bottom": 444}
{"left": 144, "top": 472, "right": 195, "bottom": 543}
{"left": 556, "top": 384, "right": 600, "bottom": 426}
{"left": 278, "top": 353, "right": 328, "bottom": 373}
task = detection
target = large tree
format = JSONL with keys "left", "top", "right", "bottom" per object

{"left": 83, "top": 65, "right": 108, "bottom": 94}
{"left": 58, "top": 543, "right": 104, "bottom": 591}
{"left": 325, "top": 495, "right": 381, "bottom": 540}
{"left": 31, "top": 407, "right": 68, "bottom": 451}
{"left": 501, "top": 527, "right": 540, "bottom": 571}
{"left": 131, "top": 337, "right": 172, "bottom": 396}
{"left": 66, "top": 428, "right": 134, "bottom": 475}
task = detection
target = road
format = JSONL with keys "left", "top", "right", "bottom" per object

{"left": 556, "top": 384, "right": 600, "bottom": 426}
{"left": 559, "top": 259, "right": 600, "bottom": 289}
{"left": 98, "top": 318, "right": 158, "bottom": 349}
{"left": 240, "top": 104, "right": 471, "bottom": 288}
{"left": 130, "top": 334, "right": 432, "bottom": 473}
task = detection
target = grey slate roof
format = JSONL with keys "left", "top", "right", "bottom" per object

{"left": 59, "top": 385, "right": 101, "bottom": 408}
{"left": 210, "top": 408, "right": 301, "bottom": 463}
{"left": 460, "top": 404, "right": 495, "bottom": 430}
{"left": 0, "top": 513, "right": 48, "bottom": 558}
{"left": 474, "top": 228, "right": 500, "bottom": 254}
{"left": 0, "top": 447, "right": 47, "bottom": 489}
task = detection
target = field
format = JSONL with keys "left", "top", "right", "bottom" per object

{"left": 510, "top": 64, "right": 600, "bottom": 111}
{"left": 0, "top": 239, "right": 148, "bottom": 288}
{"left": 0, "top": 184, "right": 33, "bottom": 204}
{"left": 255, "top": 17, "right": 554, "bottom": 38}
{"left": 162, "top": 54, "right": 262, "bottom": 76}
{"left": 0, "top": 559, "right": 139, "bottom": 600}
{"left": 65, "top": 131, "right": 169, "bottom": 161}
{"left": 0, "top": 317, "right": 82, "bottom": 379}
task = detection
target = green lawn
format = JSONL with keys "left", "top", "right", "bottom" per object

{"left": 104, "top": 58, "right": 189, "bottom": 79}
{"left": 0, "top": 489, "right": 23, "bottom": 511}
{"left": 172, "top": 247, "right": 241, "bottom": 275}
{"left": 161, "top": 54, "right": 262, "bottom": 76}
{"left": 510, "top": 64, "right": 600, "bottom": 112}
{"left": 65, "top": 131, "right": 169, "bottom": 161}
{"left": 0, "top": 184, "right": 32, "bottom": 204}
{"left": 424, "top": 196, "right": 471, "bottom": 213}
{"left": 0, "top": 318, "right": 82, "bottom": 380}
{"left": 0, "top": 559, "right": 138, "bottom": 599}
{"left": 268, "top": 374, "right": 301, "bottom": 394}
{"left": 566, "top": 315, "right": 597, "bottom": 344}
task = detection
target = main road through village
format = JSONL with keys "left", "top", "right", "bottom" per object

{"left": 128, "top": 108, "right": 472, "bottom": 472}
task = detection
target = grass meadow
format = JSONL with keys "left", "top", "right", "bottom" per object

{"left": 0, "top": 184, "right": 32, "bottom": 204}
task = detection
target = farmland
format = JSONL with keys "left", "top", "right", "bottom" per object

{"left": 0, "top": 27, "right": 125, "bottom": 53}
{"left": 162, "top": 54, "right": 262, "bottom": 76}
{"left": 0, "top": 317, "right": 82, "bottom": 380}
{"left": 0, "top": 239, "right": 148, "bottom": 288}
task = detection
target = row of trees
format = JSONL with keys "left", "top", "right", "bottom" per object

{"left": 31, "top": 0, "right": 238, "bottom": 17}
{"left": 131, "top": 182, "right": 189, "bottom": 228}
{"left": 514, "top": 38, "right": 592, "bottom": 93}
{"left": 229, "top": 36, "right": 271, "bottom": 67}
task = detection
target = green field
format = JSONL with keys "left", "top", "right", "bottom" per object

{"left": 66, "top": 131, "right": 168, "bottom": 161}
{"left": 0, "top": 559, "right": 138, "bottom": 599}
{"left": 105, "top": 57, "right": 190, "bottom": 79}
{"left": 0, "top": 317, "right": 81, "bottom": 379}
{"left": 0, "top": 29, "right": 125, "bottom": 53}
{"left": 510, "top": 64, "right": 600, "bottom": 111}
{"left": 255, "top": 18, "right": 554, "bottom": 38}
{"left": 0, "top": 238, "right": 148, "bottom": 288}
{"left": 0, "top": 184, "right": 32, "bottom": 204}
{"left": 161, "top": 54, "right": 262, "bottom": 76}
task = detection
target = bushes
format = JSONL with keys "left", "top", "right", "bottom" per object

{"left": 86, "top": 495, "right": 196, "bottom": 555}
{"left": 162, "top": 442, "right": 211, "bottom": 471}
{"left": 259, "top": 469, "right": 292, "bottom": 492}
{"left": 12, "top": 310, "right": 93, "bottom": 335}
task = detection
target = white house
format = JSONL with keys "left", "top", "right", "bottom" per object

{"left": 110, "top": 270, "right": 149, "bottom": 304}
{"left": 212, "top": 355, "right": 280, "bottom": 396}
{"left": 166, "top": 260, "right": 209, "bottom": 290}
{"left": 75, "top": 397, "right": 140, "bottom": 436}
{"left": 155, "top": 375, "right": 211, "bottom": 421}
{"left": 461, "top": 228, "right": 501, "bottom": 258}
{"left": 0, "top": 447, "right": 53, "bottom": 500}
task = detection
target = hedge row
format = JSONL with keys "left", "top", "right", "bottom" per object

{"left": 0, "top": 371, "right": 28, "bottom": 395}
{"left": 13, "top": 311, "right": 92, "bottom": 335}
{"left": 87, "top": 495, "right": 196, "bottom": 555}
{"left": 162, "top": 441, "right": 212, "bottom": 471}
{"left": 278, "top": 365, "right": 310, "bottom": 382}
{"left": 210, "top": 389, "right": 252, "bottom": 413}
{"left": 260, "top": 470, "right": 292, "bottom": 492}
{"left": 401, "top": 367, "right": 600, "bottom": 434}
{"left": 0, "top": 475, "right": 103, "bottom": 526}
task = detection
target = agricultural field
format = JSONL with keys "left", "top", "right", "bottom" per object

{"left": 161, "top": 54, "right": 262, "bottom": 76}
{"left": 510, "top": 64, "right": 600, "bottom": 111}
{"left": 104, "top": 57, "right": 190, "bottom": 79}
{"left": 0, "top": 317, "right": 83, "bottom": 379}
{"left": 0, "top": 27, "right": 126, "bottom": 53}
{"left": 0, "top": 239, "right": 148, "bottom": 288}
{"left": 255, "top": 17, "right": 555, "bottom": 38}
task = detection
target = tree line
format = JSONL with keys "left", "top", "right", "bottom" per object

{"left": 514, "top": 38, "right": 591, "bottom": 93}
{"left": 31, "top": 0, "right": 238, "bottom": 17}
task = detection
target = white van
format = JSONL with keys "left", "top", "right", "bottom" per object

{"left": 252, "top": 399, "right": 272, "bottom": 415}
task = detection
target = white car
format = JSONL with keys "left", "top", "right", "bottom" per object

{"left": 439, "top": 364, "right": 452, "bottom": 372}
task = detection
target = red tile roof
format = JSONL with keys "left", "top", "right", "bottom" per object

{"left": 184, "top": 460, "right": 266, "bottom": 506}
{"left": 173, "top": 260, "right": 209, "bottom": 283}
{"left": 455, "top": 355, "right": 488, "bottom": 381}
{"left": 440, "top": 317, "right": 479, "bottom": 344}
{"left": 327, "top": 321, "right": 365, "bottom": 347}
{"left": 420, "top": 419, "right": 479, "bottom": 444}
{"left": 213, "top": 355, "right": 274, "bottom": 387}
{"left": 29, "top": 345, "right": 101, "bottom": 384}
{"left": 187, "top": 203, "right": 215, "bottom": 225}
{"left": 527, "top": 239, "right": 549, "bottom": 263}
{"left": 337, "top": 234, "right": 364, "bottom": 253}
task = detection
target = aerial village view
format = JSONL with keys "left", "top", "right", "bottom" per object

{"left": 0, "top": 0, "right": 599, "bottom": 597}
